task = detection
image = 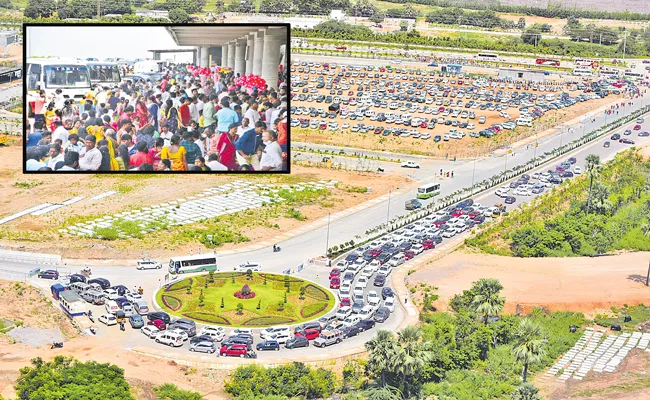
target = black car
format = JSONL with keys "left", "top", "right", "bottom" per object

{"left": 345, "top": 253, "right": 359, "bottom": 263}
{"left": 38, "top": 270, "right": 59, "bottom": 280}
{"left": 342, "top": 325, "right": 362, "bottom": 338}
{"left": 504, "top": 196, "right": 516, "bottom": 204}
{"left": 620, "top": 138, "right": 635, "bottom": 144}
{"left": 474, "top": 215, "right": 486, "bottom": 224}
{"left": 399, "top": 241, "right": 412, "bottom": 251}
{"left": 560, "top": 171, "right": 574, "bottom": 178}
{"left": 297, "top": 321, "right": 321, "bottom": 332}
{"left": 285, "top": 336, "right": 309, "bottom": 349}
{"left": 87, "top": 278, "right": 111, "bottom": 290}
{"left": 567, "top": 157, "right": 577, "bottom": 164}
{"left": 190, "top": 335, "right": 217, "bottom": 345}
{"left": 69, "top": 274, "right": 86, "bottom": 283}
{"left": 115, "top": 297, "right": 130, "bottom": 308}
{"left": 603, "top": 141, "right": 610, "bottom": 148}
{"left": 147, "top": 311, "right": 171, "bottom": 324}
{"left": 374, "top": 274, "right": 386, "bottom": 287}
{"left": 222, "top": 336, "right": 253, "bottom": 348}
{"left": 611, "top": 133, "right": 621, "bottom": 140}
{"left": 377, "top": 253, "right": 392, "bottom": 264}
{"left": 256, "top": 340, "right": 280, "bottom": 351}
{"left": 356, "top": 319, "right": 376, "bottom": 332}
{"left": 374, "top": 307, "right": 390, "bottom": 323}
{"left": 112, "top": 285, "right": 130, "bottom": 296}
{"left": 549, "top": 177, "right": 562, "bottom": 184}
{"left": 382, "top": 287, "right": 394, "bottom": 300}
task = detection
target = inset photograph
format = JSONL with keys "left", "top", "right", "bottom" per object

{"left": 24, "top": 24, "right": 289, "bottom": 173}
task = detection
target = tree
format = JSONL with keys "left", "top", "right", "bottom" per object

{"left": 263, "top": 274, "right": 267, "bottom": 285}
{"left": 511, "top": 382, "right": 543, "bottom": 400}
{"left": 365, "top": 329, "right": 398, "bottom": 387}
{"left": 585, "top": 154, "right": 601, "bottom": 215}
{"left": 399, "top": 21, "right": 409, "bottom": 32}
{"left": 369, "top": 12, "right": 385, "bottom": 24}
{"left": 236, "top": 303, "right": 244, "bottom": 314}
{"left": 153, "top": 383, "right": 203, "bottom": 400}
{"left": 15, "top": 356, "right": 133, "bottom": 400}
{"left": 246, "top": 269, "right": 253, "bottom": 280}
{"left": 283, "top": 291, "right": 288, "bottom": 304}
{"left": 57, "top": 0, "right": 96, "bottom": 19}
{"left": 395, "top": 325, "right": 431, "bottom": 397}
{"left": 208, "top": 270, "right": 215, "bottom": 283}
{"left": 641, "top": 222, "right": 650, "bottom": 237}
{"left": 24, "top": 0, "right": 56, "bottom": 18}
{"left": 517, "top": 17, "right": 526, "bottom": 29}
{"left": 198, "top": 289, "right": 205, "bottom": 307}
{"left": 214, "top": 0, "right": 225, "bottom": 13}
{"left": 299, "top": 286, "right": 306, "bottom": 299}
{"left": 0, "top": 0, "right": 11, "bottom": 9}
{"left": 540, "top": 23, "right": 552, "bottom": 33}
{"left": 256, "top": 299, "right": 261, "bottom": 309}
{"left": 169, "top": 8, "right": 190, "bottom": 24}
{"left": 220, "top": 297, "right": 225, "bottom": 308}
{"left": 204, "top": 278, "right": 208, "bottom": 289}
{"left": 521, "top": 24, "right": 543, "bottom": 46}
{"left": 470, "top": 278, "right": 505, "bottom": 325}
{"left": 512, "top": 319, "right": 548, "bottom": 383}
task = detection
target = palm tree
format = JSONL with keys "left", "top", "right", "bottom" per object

{"left": 365, "top": 329, "right": 398, "bottom": 388}
{"left": 395, "top": 325, "right": 431, "bottom": 396}
{"left": 511, "top": 382, "right": 542, "bottom": 400}
{"left": 512, "top": 319, "right": 548, "bottom": 383}
{"left": 585, "top": 154, "right": 601, "bottom": 215}
{"left": 641, "top": 222, "right": 650, "bottom": 238}
{"left": 363, "top": 386, "right": 402, "bottom": 400}
{"left": 471, "top": 278, "right": 506, "bottom": 325}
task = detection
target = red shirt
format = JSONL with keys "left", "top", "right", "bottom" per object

{"left": 129, "top": 151, "right": 153, "bottom": 168}
{"left": 179, "top": 104, "right": 191, "bottom": 126}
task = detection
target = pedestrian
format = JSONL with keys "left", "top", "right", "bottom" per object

{"left": 405, "top": 296, "right": 408, "bottom": 304}
{"left": 190, "top": 249, "right": 193, "bottom": 255}
{"left": 198, "top": 248, "right": 202, "bottom": 254}
{"left": 138, "top": 286, "right": 143, "bottom": 295}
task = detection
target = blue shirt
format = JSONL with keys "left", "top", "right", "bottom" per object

{"left": 26, "top": 130, "right": 43, "bottom": 148}
{"left": 235, "top": 128, "right": 257, "bottom": 155}
{"left": 180, "top": 139, "right": 201, "bottom": 164}
{"left": 216, "top": 107, "right": 238, "bottom": 133}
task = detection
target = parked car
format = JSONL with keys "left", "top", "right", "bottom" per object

{"left": 356, "top": 319, "right": 376, "bottom": 332}
{"left": 256, "top": 340, "right": 280, "bottom": 351}
{"left": 141, "top": 325, "right": 161, "bottom": 339}
{"left": 129, "top": 314, "right": 144, "bottom": 329}
{"left": 285, "top": 336, "right": 310, "bottom": 349}
{"left": 99, "top": 314, "right": 117, "bottom": 326}
{"left": 313, "top": 329, "right": 344, "bottom": 347}
{"left": 38, "top": 270, "right": 59, "bottom": 279}
{"left": 147, "top": 319, "right": 167, "bottom": 331}
{"left": 146, "top": 311, "right": 171, "bottom": 325}
{"left": 401, "top": 161, "right": 420, "bottom": 168}
{"left": 374, "top": 307, "right": 390, "bottom": 323}
{"left": 189, "top": 341, "right": 217, "bottom": 354}
{"left": 295, "top": 328, "right": 320, "bottom": 340}
{"left": 219, "top": 344, "right": 252, "bottom": 358}
{"left": 342, "top": 325, "right": 362, "bottom": 338}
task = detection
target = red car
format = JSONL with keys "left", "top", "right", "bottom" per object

{"left": 368, "top": 248, "right": 382, "bottom": 258}
{"left": 420, "top": 122, "right": 428, "bottom": 128}
{"left": 295, "top": 328, "right": 320, "bottom": 340}
{"left": 147, "top": 319, "right": 166, "bottom": 330}
{"left": 422, "top": 240, "right": 435, "bottom": 250}
{"left": 634, "top": 124, "right": 642, "bottom": 130}
{"left": 220, "top": 344, "right": 248, "bottom": 358}
{"left": 468, "top": 211, "right": 481, "bottom": 219}
{"left": 451, "top": 209, "right": 463, "bottom": 218}
{"left": 330, "top": 278, "right": 341, "bottom": 289}
{"left": 404, "top": 250, "right": 415, "bottom": 260}
{"left": 340, "top": 297, "right": 351, "bottom": 308}
{"left": 329, "top": 268, "right": 341, "bottom": 280}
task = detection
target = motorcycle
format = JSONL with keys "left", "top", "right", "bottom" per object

{"left": 88, "top": 314, "right": 95, "bottom": 323}
{"left": 246, "top": 350, "right": 258, "bottom": 359}
{"left": 377, "top": 167, "right": 384, "bottom": 173}
{"left": 90, "top": 326, "right": 97, "bottom": 335}
{"left": 273, "top": 245, "right": 281, "bottom": 253}
{"left": 51, "top": 342, "right": 63, "bottom": 349}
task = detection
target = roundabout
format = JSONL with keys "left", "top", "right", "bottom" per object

{"left": 155, "top": 272, "right": 336, "bottom": 328}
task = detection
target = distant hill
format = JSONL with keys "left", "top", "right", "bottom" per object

{"left": 437, "top": 0, "right": 649, "bottom": 14}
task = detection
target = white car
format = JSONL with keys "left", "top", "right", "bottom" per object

{"left": 136, "top": 260, "right": 162, "bottom": 270}
{"left": 171, "top": 328, "right": 189, "bottom": 341}
{"left": 270, "top": 332, "right": 292, "bottom": 344}
{"left": 442, "top": 228, "right": 457, "bottom": 238}
{"left": 353, "top": 285, "right": 365, "bottom": 299}
{"left": 384, "top": 297, "right": 395, "bottom": 313}
{"left": 367, "top": 291, "right": 381, "bottom": 307}
{"left": 335, "top": 260, "right": 349, "bottom": 272}
{"left": 378, "top": 265, "right": 391, "bottom": 277}
{"left": 141, "top": 325, "right": 161, "bottom": 338}
{"left": 401, "top": 160, "right": 420, "bottom": 169}
{"left": 103, "top": 288, "right": 120, "bottom": 300}
{"left": 358, "top": 306, "right": 375, "bottom": 319}
{"left": 236, "top": 262, "right": 261, "bottom": 272}
{"left": 574, "top": 166, "right": 582, "bottom": 174}
{"left": 126, "top": 292, "right": 142, "bottom": 303}
{"left": 336, "top": 306, "right": 352, "bottom": 320}
{"left": 411, "top": 244, "right": 424, "bottom": 255}
{"left": 514, "top": 187, "right": 531, "bottom": 196}
{"left": 339, "top": 284, "right": 352, "bottom": 300}
{"left": 99, "top": 314, "right": 117, "bottom": 326}
{"left": 260, "top": 326, "right": 290, "bottom": 339}
{"left": 342, "top": 315, "right": 362, "bottom": 327}
{"left": 230, "top": 328, "right": 253, "bottom": 336}
{"left": 200, "top": 326, "right": 226, "bottom": 336}
{"left": 368, "top": 259, "right": 381, "bottom": 272}
{"left": 356, "top": 276, "right": 369, "bottom": 288}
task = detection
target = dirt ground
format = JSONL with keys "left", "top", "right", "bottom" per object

{"left": 0, "top": 140, "right": 411, "bottom": 259}
{"left": 411, "top": 250, "right": 650, "bottom": 316}
{"left": 291, "top": 61, "right": 620, "bottom": 158}
{"left": 538, "top": 348, "right": 650, "bottom": 400}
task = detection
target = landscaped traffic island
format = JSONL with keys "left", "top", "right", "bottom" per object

{"left": 155, "top": 272, "right": 336, "bottom": 327}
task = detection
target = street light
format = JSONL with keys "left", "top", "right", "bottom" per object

{"left": 325, "top": 212, "right": 331, "bottom": 257}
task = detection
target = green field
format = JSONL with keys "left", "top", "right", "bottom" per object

{"left": 156, "top": 272, "right": 336, "bottom": 327}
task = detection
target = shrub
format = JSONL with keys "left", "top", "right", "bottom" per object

{"left": 300, "top": 302, "right": 329, "bottom": 318}
{"left": 234, "top": 284, "right": 256, "bottom": 299}
{"left": 161, "top": 295, "right": 182, "bottom": 311}
{"left": 304, "top": 284, "right": 329, "bottom": 301}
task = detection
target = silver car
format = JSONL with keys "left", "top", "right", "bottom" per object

{"left": 189, "top": 341, "right": 216, "bottom": 354}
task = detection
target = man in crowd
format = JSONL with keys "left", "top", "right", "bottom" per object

{"left": 259, "top": 130, "right": 283, "bottom": 171}
{"left": 79, "top": 135, "right": 102, "bottom": 171}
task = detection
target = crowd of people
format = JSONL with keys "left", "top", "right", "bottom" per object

{"left": 25, "top": 64, "right": 289, "bottom": 172}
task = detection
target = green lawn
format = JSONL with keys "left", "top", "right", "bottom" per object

{"left": 156, "top": 272, "right": 336, "bottom": 327}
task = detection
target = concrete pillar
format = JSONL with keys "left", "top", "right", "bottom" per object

{"left": 245, "top": 33, "right": 255, "bottom": 75}
{"left": 221, "top": 44, "right": 228, "bottom": 67}
{"left": 200, "top": 46, "right": 209, "bottom": 67}
{"left": 261, "top": 29, "right": 284, "bottom": 90}
{"left": 234, "top": 38, "right": 247, "bottom": 77}
{"left": 227, "top": 41, "right": 236, "bottom": 69}
{"left": 252, "top": 30, "right": 265, "bottom": 77}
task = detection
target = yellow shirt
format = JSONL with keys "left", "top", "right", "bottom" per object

{"left": 161, "top": 145, "right": 186, "bottom": 171}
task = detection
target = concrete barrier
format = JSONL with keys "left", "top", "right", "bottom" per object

{"left": 0, "top": 249, "right": 61, "bottom": 265}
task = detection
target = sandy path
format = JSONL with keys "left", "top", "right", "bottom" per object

{"left": 411, "top": 251, "right": 650, "bottom": 315}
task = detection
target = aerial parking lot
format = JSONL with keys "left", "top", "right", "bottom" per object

{"left": 290, "top": 59, "right": 629, "bottom": 157}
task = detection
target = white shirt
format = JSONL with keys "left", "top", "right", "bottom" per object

{"left": 260, "top": 141, "right": 283, "bottom": 171}
{"left": 79, "top": 147, "right": 102, "bottom": 171}
{"left": 159, "top": 131, "right": 173, "bottom": 147}
{"left": 196, "top": 100, "right": 204, "bottom": 114}
{"left": 244, "top": 108, "right": 260, "bottom": 129}
{"left": 52, "top": 126, "right": 69, "bottom": 147}
{"left": 48, "top": 153, "right": 64, "bottom": 169}
{"left": 189, "top": 103, "right": 200, "bottom": 122}
{"left": 96, "top": 91, "right": 107, "bottom": 106}
{"left": 207, "top": 160, "right": 228, "bottom": 171}
{"left": 194, "top": 139, "right": 205, "bottom": 156}
{"left": 54, "top": 94, "right": 65, "bottom": 110}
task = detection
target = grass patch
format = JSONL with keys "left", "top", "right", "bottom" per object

{"left": 182, "top": 312, "right": 231, "bottom": 325}
{"left": 241, "top": 316, "right": 297, "bottom": 326}
{"left": 12, "top": 180, "right": 43, "bottom": 189}
{"left": 595, "top": 304, "right": 650, "bottom": 331}
{"left": 300, "top": 302, "right": 329, "bottom": 318}
{"left": 305, "top": 284, "right": 330, "bottom": 301}
{"left": 161, "top": 295, "right": 182, "bottom": 311}
{"left": 574, "top": 373, "right": 650, "bottom": 397}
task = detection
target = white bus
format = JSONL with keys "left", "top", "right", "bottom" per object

{"left": 134, "top": 60, "right": 167, "bottom": 74}
{"left": 417, "top": 182, "right": 441, "bottom": 199}
{"left": 169, "top": 254, "right": 217, "bottom": 274}
{"left": 574, "top": 58, "right": 599, "bottom": 67}
{"left": 87, "top": 61, "right": 121, "bottom": 88}
{"left": 26, "top": 57, "right": 91, "bottom": 110}
{"left": 477, "top": 52, "right": 499, "bottom": 61}
{"left": 572, "top": 68, "right": 593, "bottom": 77}
{"left": 599, "top": 69, "right": 620, "bottom": 79}
{"left": 623, "top": 70, "right": 645, "bottom": 81}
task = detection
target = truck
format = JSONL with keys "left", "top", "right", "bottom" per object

{"left": 405, "top": 199, "right": 422, "bottom": 210}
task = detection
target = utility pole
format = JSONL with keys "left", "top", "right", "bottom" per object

{"left": 325, "top": 212, "right": 331, "bottom": 257}
{"left": 97, "top": 0, "right": 101, "bottom": 19}
{"left": 386, "top": 190, "right": 391, "bottom": 227}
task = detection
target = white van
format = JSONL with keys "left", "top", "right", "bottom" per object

{"left": 105, "top": 300, "right": 119, "bottom": 314}
{"left": 156, "top": 331, "right": 184, "bottom": 347}
{"left": 516, "top": 117, "right": 533, "bottom": 127}
{"left": 26, "top": 58, "right": 92, "bottom": 112}
{"left": 70, "top": 282, "right": 90, "bottom": 295}
{"left": 81, "top": 290, "right": 105, "bottom": 305}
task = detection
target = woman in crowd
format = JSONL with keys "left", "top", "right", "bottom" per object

{"left": 216, "top": 123, "right": 239, "bottom": 171}
{"left": 116, "top": 144, "right": 130, "bottom": 170}
{"left": 163, "top": 99, "right": 180, "bottom": 134}
{"left": 161, "top": 134, "right": 187, "bottom": 171}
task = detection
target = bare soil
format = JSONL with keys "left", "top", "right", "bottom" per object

{"left": 411, "top": 250, "right": 650, "bottom": 316}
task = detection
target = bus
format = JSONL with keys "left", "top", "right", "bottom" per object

{"left": 599, "top": 69, "right": 621, "bottom": 79}
{"left": 417, "top": 182, "right": 441, "bottom": 199}
{"left": 169, "top": 254, "right": 218, "bottom": 274}
{"left": 87, "top": 61, "right": 121, "bottom": 88}
{"left": 477, "top": 52, "right": 499, "bottom": 61}
{"left": 535, "top": 58, "right": 560, "bottom": 66}
{"left": 572, "top": 68, "right": 593, "bottom": 77}
{"left": 26, "top": 57, "right": 91, "bottom": 114}
{"left": 623, "top": 70, "right": 646, "bottom": 81}
{"left": 574, "top": 58, "right": 599, "bottom": 67}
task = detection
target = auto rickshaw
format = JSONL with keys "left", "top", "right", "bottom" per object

{"left": 115, "top": 310, "right": 126, "bottom": 324}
